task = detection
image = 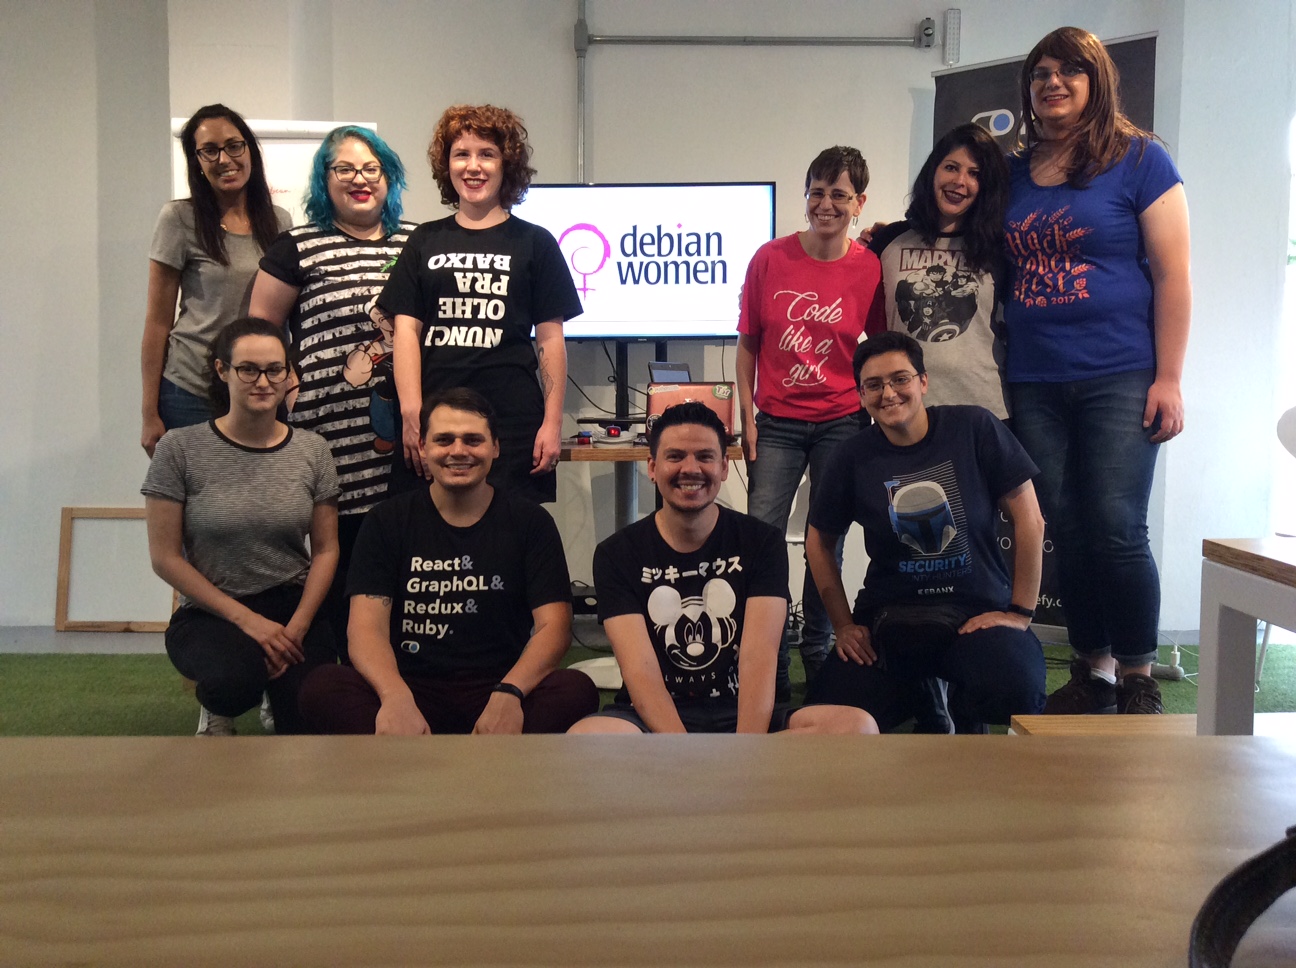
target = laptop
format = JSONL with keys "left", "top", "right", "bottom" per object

{"left": 645, "top": 382, "right": 737, "bottom": 437}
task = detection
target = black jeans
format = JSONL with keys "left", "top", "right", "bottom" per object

{"left": 165, "top": 585, "right": 335, "bottom": 733}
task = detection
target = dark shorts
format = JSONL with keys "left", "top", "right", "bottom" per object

{"left": 593, "top": 699, "right": 795, "bottom": 733}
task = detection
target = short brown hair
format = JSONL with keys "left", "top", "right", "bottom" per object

{"left": 428, "top": 104, "right": 537, "bottom": 210}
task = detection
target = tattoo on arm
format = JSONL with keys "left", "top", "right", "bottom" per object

{"left": 537, "top": 344, "right": 554, "bottom": 398}
{"left": 361, "top": 594, "right": 392, "bottom": 607}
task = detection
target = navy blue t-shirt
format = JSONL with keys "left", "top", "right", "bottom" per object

{"left": 808, "top": 406, "right": 1037, "bottom": 619}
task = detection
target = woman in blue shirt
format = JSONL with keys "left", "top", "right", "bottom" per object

{"left": 1002, "top": 27, "right": 1191, "bottom": 716}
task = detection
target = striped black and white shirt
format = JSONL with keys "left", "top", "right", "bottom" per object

{"left": 260, "top": 220, "right": 416, "bottom": 516}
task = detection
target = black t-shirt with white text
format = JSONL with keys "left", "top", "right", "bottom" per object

{"left": 347, "top": 487, "right": 571, "bottom": 678}
{"left": 594, "top": 507, "right": 788, "bottom": 702}
{"left": 378, "top": 215, "right": 583, "bottom": 433}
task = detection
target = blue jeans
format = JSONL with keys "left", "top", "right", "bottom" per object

{"left": 158, "top": 377, "right": 212, "bottom": 430}
{"left": 747, "top": 411, "right": 861, "bottom": 686}
{"left": 1010, "top": 369, "right": 1160, "bottom": 667}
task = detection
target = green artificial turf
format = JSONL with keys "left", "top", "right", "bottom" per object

{"left": 0, "top": 641, "right": 1291, "bottom": 736}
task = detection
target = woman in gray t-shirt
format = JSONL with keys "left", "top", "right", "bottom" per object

{"left": 143, "top": 318, "right": 340, "bottom": 735}
{"left": 141, "top": 104, "right": 289, "bottom": 457}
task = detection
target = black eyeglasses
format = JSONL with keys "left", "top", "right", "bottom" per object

{"left": 195, "top": 140, "right": 248, "bottom": 163}
{"left": 226, "top": 362, "right": 290, "bottom": 384}
{"left": 1029, "top": 64, "right": 1086, "bottom": 84}
{"left": 330, "top": 163, "right": 385, "bottom": 183}
{"left": 860, "top": 372, "right": 920, "bottom": 395}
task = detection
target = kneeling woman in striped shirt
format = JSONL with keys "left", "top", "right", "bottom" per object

{"left": 143, "top": 317, "right": 340, "bottom": 735}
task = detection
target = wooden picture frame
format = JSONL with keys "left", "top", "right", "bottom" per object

{"left": 55, "top": 507, "right": 173, "bottom": 632}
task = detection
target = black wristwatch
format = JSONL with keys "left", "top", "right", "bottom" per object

{"left": 1005, "top": 603, "right": 1036, "bottom": 620}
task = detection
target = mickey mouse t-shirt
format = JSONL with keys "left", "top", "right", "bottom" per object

{"left": 594, "top": 507, "right": 788, "bottom": 701}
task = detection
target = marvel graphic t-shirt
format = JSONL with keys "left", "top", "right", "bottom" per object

{"left": 594, "top": 507, "right": 788, "bottom": 701}
{"left": 347, "top": 487, "right": 571, "bottom": 678}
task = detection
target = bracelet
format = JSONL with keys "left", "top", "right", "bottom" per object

{"left": 492, "top": 682, "right": 524, "bottom": 702}
{"left": 1005, "top": 603, "right": 1036, "bottom": 620}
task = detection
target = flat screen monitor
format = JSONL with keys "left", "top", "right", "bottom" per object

{"left": 509, "top": 182, "right": 775, "bottom": 340}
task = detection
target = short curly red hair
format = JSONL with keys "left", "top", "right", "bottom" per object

{"left": 428, "top": 104, "right": 537, "bottom": 210}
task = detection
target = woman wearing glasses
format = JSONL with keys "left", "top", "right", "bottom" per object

{"left": 380, "top": 104, "right": 582, "bottom": 504}
{"left": 141, "top": 104, "right": 291, "bottom": 457}
{"left": 1004, "top": 27, "right": 1191, "bottom": 716}
{"left": 868, "top": 123, "right": 1011, "bottom": 418}
{"left": 736, "top": 146, "right": 885, "bottom": 697}
{"left": 249, "top": 126, "right": 416, "bottom": 651}
{"left": 144, "top": 317, "right": 339, "bottom": 735}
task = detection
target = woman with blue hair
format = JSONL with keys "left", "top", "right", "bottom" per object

{"left": 250, "top": 125, "right": 417, "bottom": 655}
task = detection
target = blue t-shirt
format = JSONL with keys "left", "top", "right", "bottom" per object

{"left": 808, "top": 406, "right": 1037, "bottom": 619}
{"left": 1002, "top": 138, "right": 1182, "bottom": 382}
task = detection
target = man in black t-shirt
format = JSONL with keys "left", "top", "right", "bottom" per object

{"left": 299, "top": 388, "right": 597, "bottom": 734}
{"left": 569, "top": 403, "right": 876, "bottom": 735}
{"left": 805, "top": 332, "right": 1047, "bottom": 732}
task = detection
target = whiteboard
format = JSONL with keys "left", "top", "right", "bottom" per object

{"left": 169, "top": 119, "right": 377, "bottom": 226}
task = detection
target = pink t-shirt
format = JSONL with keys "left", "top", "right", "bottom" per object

{"left": 738, "top": 234, "right": 884, "bottom": 421}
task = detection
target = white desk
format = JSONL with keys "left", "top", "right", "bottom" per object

{"left": 1198, "top": 538, "right": 1296, "bottom": 735}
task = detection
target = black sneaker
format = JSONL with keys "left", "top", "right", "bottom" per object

{"left": 1043, "top": 659, "right": 1117, "bottom": 714}
{"left": 1117, "top": 673, "right": 1164, "bottom": 714}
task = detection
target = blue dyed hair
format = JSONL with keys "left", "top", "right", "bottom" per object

{"left": 303, "top": 126, "right": 407, "bottom": 235}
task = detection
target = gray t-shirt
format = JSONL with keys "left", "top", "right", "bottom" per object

{"left": 870, "top": 222, "right": 1008, "bottom": 418}
{"left": 149, "top": 200, "right": 291, "bottom": 397}
{"left": 141, "top": 421, "right": 340, "bottom": 602}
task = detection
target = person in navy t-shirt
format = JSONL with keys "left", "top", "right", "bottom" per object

{"left": 805, "top": 332, "right": 1047, "bottom": 731}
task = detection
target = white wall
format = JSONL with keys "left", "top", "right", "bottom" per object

{"left": 2, "top": 0, "right": 1292, "bottom": 633}
{"left": 1, "top": 0, "right": 171, "bottom": 625}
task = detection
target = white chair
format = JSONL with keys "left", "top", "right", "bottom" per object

{"left": 1256, "top": 406, "right": 1296, "bottom": 691}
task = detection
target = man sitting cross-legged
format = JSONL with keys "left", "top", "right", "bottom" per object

{"left": 300, "top": 388, "right": 598, "bottom": 734}
{"left": 804, "top": 331, "right": 1047, "bottom": 731}
{"left": 569, "top": 402, "right": 876, "bottom": 736}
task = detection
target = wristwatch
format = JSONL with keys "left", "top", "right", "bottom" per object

{"left": 1005, "top": 603, "right": 1036, "bottom": 620}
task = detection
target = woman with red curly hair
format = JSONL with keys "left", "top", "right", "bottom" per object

{"left": 380, "top": 104, "right": 581, "bottom": 504}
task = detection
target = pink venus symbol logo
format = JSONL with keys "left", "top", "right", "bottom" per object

{"left": 557, "top": 223, "right": 611, "bottom": 299}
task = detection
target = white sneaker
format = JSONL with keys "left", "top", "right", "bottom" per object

{"left": 196, "top": 706, "right": 237, "bottom": 737}
{"left": 259, "top": 693, "right": 276, "bottom": 734}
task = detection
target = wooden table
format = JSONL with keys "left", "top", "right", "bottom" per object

{"left": 560, "top": 443, "right": 745, "bottom": 530}
{"left": 1011, "top": 713, "right": 1296, "bottom": 737}
{"left": 3, "top": 735, "right": 1296, "bottom": 966}
{"left": 1199, "top": 538, "right": 1296, "bottom": 735}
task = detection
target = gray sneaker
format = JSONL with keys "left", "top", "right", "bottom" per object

{"left": 196, "top": 706, "right": 237, "bottom": 736}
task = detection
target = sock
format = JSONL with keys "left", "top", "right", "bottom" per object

{"left": 1089, "top": 668, "right": 1117, "bottom": 685}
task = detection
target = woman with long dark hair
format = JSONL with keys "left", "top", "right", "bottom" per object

{"left": 250, "top": 126, "right": 416, "bottom": 651}
{"left": 1003, "top": 27, "right": 1191, "bottom": 716}
{"left": 141, "top": 104, "right": 290, "bottom": 456}
{"left": 869, "top": 122, "right": 1011, "bottom": 417}
{"left": 380, "top": 104, "right": 582, "bottom": 504}
{"left": 143, "top": 317, "right": 339, "bottom": 735}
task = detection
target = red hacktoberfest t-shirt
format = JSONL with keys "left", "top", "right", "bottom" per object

{"left": 738, "top": 234, "right": 884, "bottom": 422}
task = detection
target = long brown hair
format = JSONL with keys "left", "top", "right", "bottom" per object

{"left": 179, "top": 104, "right": 280, "bottom": 264}
{"left": 1018, "top": 27, "right": 1153, "bottom": 187}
